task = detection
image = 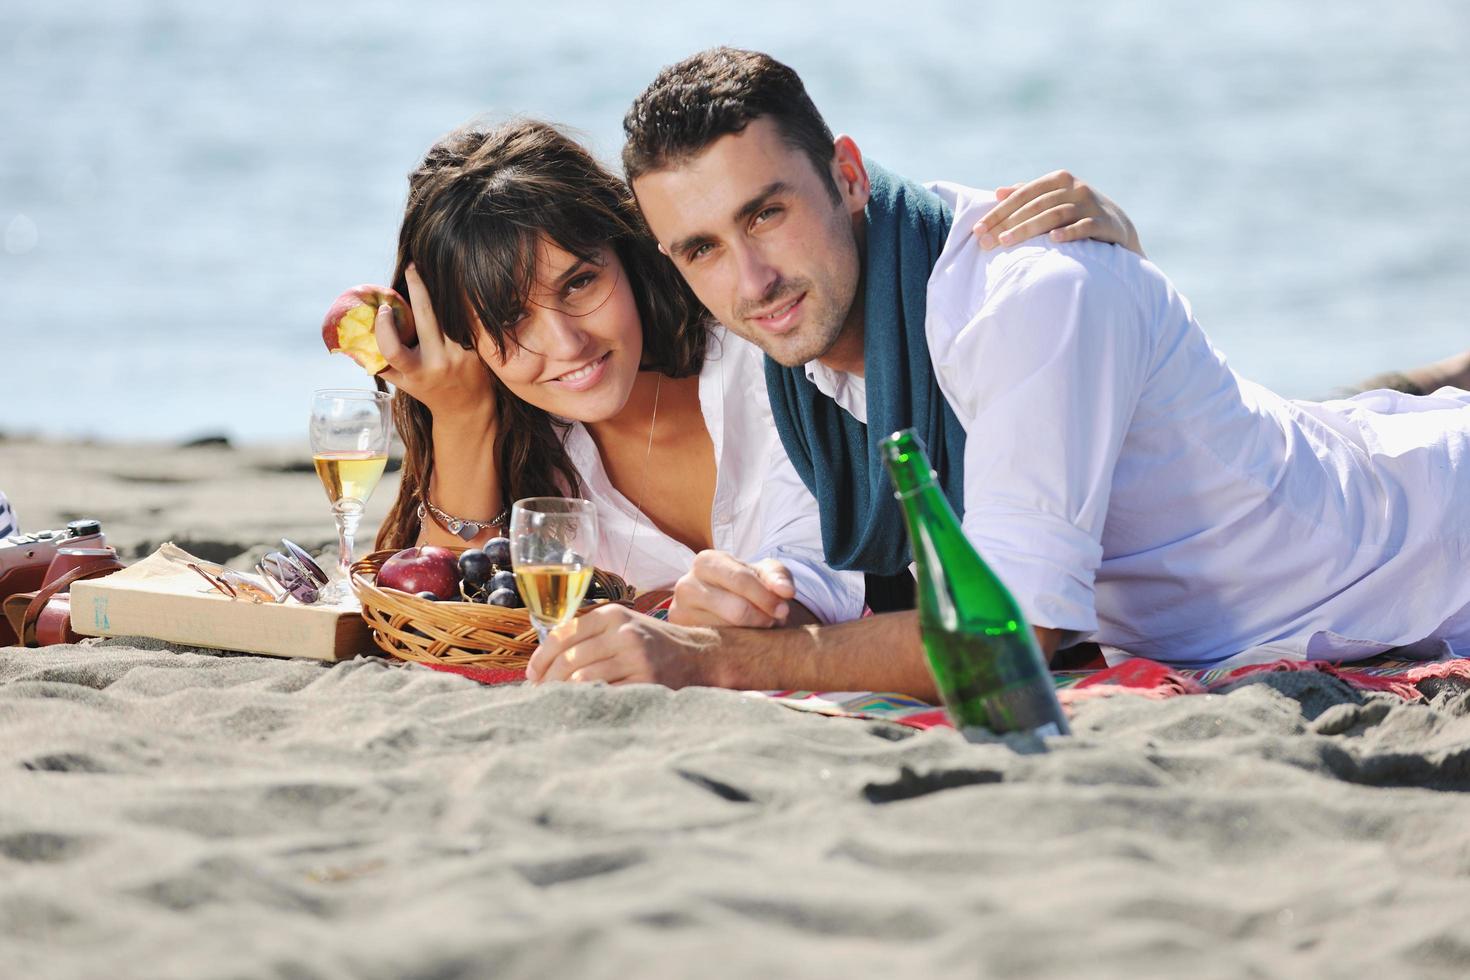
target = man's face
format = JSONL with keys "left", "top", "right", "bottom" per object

{"left": 632, "top": 117, "right": 866, "bottom": 368}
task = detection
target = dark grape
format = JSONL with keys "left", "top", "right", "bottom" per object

{"left": 486, "top": 587, "right": 518, "bottom": 608}
{"left": 484, "top": 536, "right": 512, "bottom": 568}
{"left": 458, "top": 549, "right": 492, "bottom": 587}
{"left": 586, "top": 578, "right": 609, "bottom": 601}
{"left": 414, "top": 590, "right": 439, "bottom": 602}
{"left": 489, "top": 569, "right": 517, "bottom": 595}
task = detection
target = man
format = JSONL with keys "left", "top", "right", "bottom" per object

{"left": 526, "top": 47, "right": 1470, "bottom": 697}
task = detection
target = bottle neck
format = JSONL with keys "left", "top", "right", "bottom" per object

{"left": 883, "top": 436, "right": 940, "bottom": 497}
{"left": 894, "top": 476, "right": 942, "bottom": 504}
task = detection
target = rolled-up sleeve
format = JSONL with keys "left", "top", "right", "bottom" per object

{"left": 929, "top": 245, "right": 1149, "bottom": 633}
{"left": 746, "top": 435, "right": 867, "bottom": 625}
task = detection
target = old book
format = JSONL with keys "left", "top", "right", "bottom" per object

{"left": 69, "top": 546, "right": 375, "bottom": 661}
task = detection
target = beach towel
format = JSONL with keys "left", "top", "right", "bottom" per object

{"left": 404, "top": 590, "right": 1470, "bottom": 729}
{"left": 757, "top": 656, "right": 1470, "bottom": 730}
{"left": 417, "top": 654, "right": 1470, "bottom": 732}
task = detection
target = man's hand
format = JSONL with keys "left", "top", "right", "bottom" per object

{"left": 525, "top": 604, "right": 721, "bottom": 688}
{"left": 667, "top": 550, "right": 807, "bottom": 628}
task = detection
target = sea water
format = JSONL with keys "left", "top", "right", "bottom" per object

{"left": 2, "top": 0, "right": 1467, "bottom": 442}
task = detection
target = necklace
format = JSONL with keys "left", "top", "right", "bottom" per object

{"left": 621, "top": 373, "right": 661, "bottom": 582}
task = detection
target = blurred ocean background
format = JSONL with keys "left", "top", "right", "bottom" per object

{"left": 2, "top": 0, "right": 1467, "bottom": 443}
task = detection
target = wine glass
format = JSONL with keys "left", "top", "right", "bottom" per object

{"left": 510, "top": 497, "right": 598, "bottom": 643}
{"left": 309, "top": 388, "right": 393, "bottom": 602}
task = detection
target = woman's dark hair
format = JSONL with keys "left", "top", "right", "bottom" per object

{"left": 376, "top": 118, "right": 707, "bottom": 551}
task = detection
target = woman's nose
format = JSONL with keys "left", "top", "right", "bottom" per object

{"left": 538, "top": 308, "right": 592, "bottom": 358}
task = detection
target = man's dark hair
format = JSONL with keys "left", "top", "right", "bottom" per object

{"left": 622, "top": 47, "right": 840, "bottom": 203}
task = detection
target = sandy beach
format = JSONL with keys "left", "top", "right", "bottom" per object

{"left": 5, "top": 435, "right": 1470, "bottom": 979}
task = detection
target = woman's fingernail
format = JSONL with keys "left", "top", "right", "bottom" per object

{"left": 999, "top": 231, "right": 1014, "bottom": 244}
{"left": 775, "top": 603, "right": 790, "bottom": 620}
{"left": 978, "top": 233, "right": 996, "bottom": 249}
{"left": 378, "top": 303, "right": 391, "bottom": 315}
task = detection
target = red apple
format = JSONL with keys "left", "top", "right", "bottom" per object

{"left": 377, "top": 545, "right": 460, "bottom": 600}
{"left": 322, "top": 284, "right": 416, "bottom": 375}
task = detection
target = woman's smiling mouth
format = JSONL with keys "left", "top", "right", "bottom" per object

{"left": 552, "top": 351, "right": 612, "bottom": 391}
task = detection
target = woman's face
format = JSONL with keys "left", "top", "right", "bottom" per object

{"left": 474, "top": 237, "right": 644, "bottom": 424}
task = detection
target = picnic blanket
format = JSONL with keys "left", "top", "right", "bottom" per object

{"left": 418, "top": 654, "right": 1470, "bottom": 731}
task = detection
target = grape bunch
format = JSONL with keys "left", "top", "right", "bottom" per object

{"left": 457, "top": 537, "right": 522, "bottom": 608}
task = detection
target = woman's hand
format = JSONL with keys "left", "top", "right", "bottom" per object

{"left": 376, "top": 264, "right": 497, "bottom": 422}
{"left": 668, "top": 551, "right": 813, "bottom": 628}
{"left": 974, "top": 170, "right": 1144, "bottom": 257}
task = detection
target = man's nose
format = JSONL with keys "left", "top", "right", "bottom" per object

{"left": 731, "top": 241, "right": 780, "bottom": 305}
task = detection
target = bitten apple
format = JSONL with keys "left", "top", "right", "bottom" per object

{"left": 322, "top": 285, "right": 416, "bottom": 375}
{"left": 376, "top": 545, "right": 460, "bottom": 600}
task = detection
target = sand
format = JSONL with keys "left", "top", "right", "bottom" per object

{"left": 5, "top": 436, "right": 1470, "bottom": 979}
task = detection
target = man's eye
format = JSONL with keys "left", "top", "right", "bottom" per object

{"left": 754, "top": 206, "right": 782, "bottom": 225}
{"left": 689, "top": 243, "right": 714, "bottom": 261}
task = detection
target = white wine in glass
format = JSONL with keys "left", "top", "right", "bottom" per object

{"left": 309, "top": 388, "right": 393, "bottom": 602}
{"left": 510, "top": 497, "right": 598, "bottom": 644}
{"left": 313, "top": 451, "right": 389, "bottom": 506}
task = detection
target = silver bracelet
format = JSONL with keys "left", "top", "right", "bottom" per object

{"left": 417, "top": 500, "right": 509, "bottom": 541}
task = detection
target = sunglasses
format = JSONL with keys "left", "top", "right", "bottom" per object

{"left": 190, "top": 539, "right": 330, "bottom": 605}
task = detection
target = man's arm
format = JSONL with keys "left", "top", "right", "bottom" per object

{"left": 526, "top": 605, "right": 1064, "bottom": 698}
{"left": 709, "top": 615, "right": 1063, "bottom": 694}
{"left": 930, "top": 241, "right": 1150, "bottom": 638}
{"left": 713, "top": 611, "right": 935, "bottom": 697}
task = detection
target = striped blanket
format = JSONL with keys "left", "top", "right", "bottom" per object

{"left": 421, "top": 652, "right": 1470, "bottom": 731}
{"left": 759, "top": 655, "right": 1470, "bottom": 730}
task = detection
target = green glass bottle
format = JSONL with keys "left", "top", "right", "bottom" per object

{"left": 879, "top": 429, "right": 1071, "bottom": 739}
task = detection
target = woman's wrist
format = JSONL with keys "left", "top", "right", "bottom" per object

{"left": 418, "top": 497, "right": 509, "bottom": 541}
{"left": 422, "top": 405, "right": 505, "bottom": 538}
{"left": 430, "top": 401, "right": 497, "bottom": 441}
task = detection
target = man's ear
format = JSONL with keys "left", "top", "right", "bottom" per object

{"left": 832, "top": 135, "right": 870, "bottom": 214}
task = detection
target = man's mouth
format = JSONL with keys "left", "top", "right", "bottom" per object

{"left": 748, "top": 293, "right": 806, "bottom": 334}
{"left": 552, "top": 351, "right": 611, "bottom": 391}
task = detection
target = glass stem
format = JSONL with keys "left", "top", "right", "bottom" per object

{"left": 334, "top": 504, "right": 363, "bottom": 580}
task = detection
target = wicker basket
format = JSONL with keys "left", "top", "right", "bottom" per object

{"left": 350, "top": 549, "right": 633, "bottom": 670}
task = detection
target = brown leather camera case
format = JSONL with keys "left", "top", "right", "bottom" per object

{"left": 3, "top": 557, "right": 125, "bottom": 648}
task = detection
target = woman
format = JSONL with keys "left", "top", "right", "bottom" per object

{"left": 372, "top": 119, "right": 1147, "bottom": 633}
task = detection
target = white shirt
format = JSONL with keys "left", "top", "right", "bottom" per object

{"left": 811, "top": 179, "right": 1470, "bottom": 667}
{"left": 562, "top": 324, "right": 865, "bottom": 625}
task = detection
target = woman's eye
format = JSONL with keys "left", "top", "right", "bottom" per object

{"left": 690, "top": 243, "right": 713, "bottom": 261}
{"left": 565, "top": 271, "right": 597, "bottom": 294}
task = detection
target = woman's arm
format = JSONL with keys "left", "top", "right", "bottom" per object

{"left": 973, "top": 170, "right": 1144, "bottom": 257}
{"left": 376, "top": 265, "right": 506, "bottom": 548}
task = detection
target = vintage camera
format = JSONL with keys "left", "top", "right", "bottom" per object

{"left": 0, "top": 520, "right": 109, "bottom": 646}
